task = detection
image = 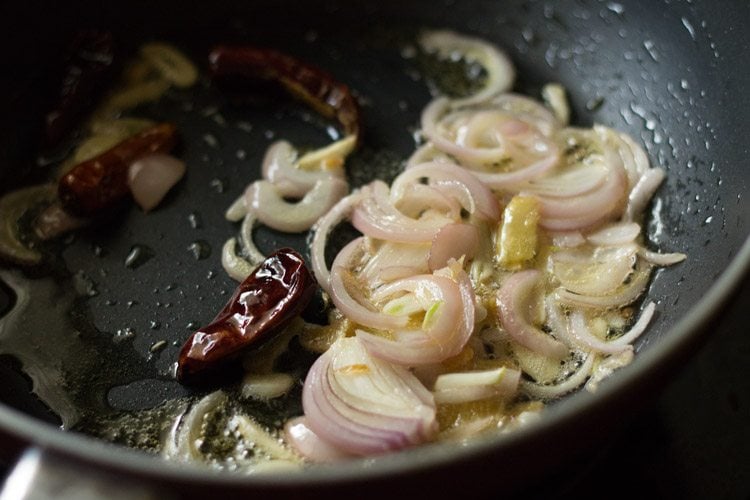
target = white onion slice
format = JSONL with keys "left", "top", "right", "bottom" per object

{"left": 391, "top": 162, "right": 500, "bottom": 221}
{"left": 568, "top": 311, "right": 631, "bottom": 355}
{"left": 284, "top": 416, "right": 352, "bottom": 463}
{"left": 638, "top": 248, "right": 687, "bottom": 266}
{"left": 555, "top": 263, "right": 651, "bottom": 308}
{"left": 329, "top": 237, "right": 410, "bottom": 331}
{"left": 262, "top": 140, "right": 346, "bottom": 198}
{"left": 238, "top": 213, "right": 266, "bottom": 265}
{"left": 520, "top": 353, "right": 595, "bottom": 400}
{"left": 541, "top": 83, "right": 570, "bottom": 125}
{"left": 357, "top": 265, "right": 475, "bottom": 365}
{"left": 351, "top": 181, "right": 452, "bottom": 243}
{"left": 419, "top": 30, "right": 515, "bottom": 106}
{"left": 310, "top": 191, "right": 364, "bottom": 293}
{"left": 221, "top": 237, "right": 257, "bottom": 282}
{"left": 608, "top": 301, "right": 656, "bottom": 347}
{"left": 624, "top": 168, "right": 665, "bottom": 221}
{"left": 302, "top": 337, "right": 437, "bottom": 456}
{"left": 428, "top": 223, "right": 479, "bottom": 271}
{"left": 432, "top": 367, "right": 520, "bottom": 404}
{"left": 246, "top": 177, "right": 349, "bottom": 233}
{"left": 496, "top": 270, "right": 568, "bottom": 359}
{"left": 586, "top": 222, "right": 641, "bottom": 246}
{"left": 127, "top": 154, "right": 186, "bottom": 212}
{"left": 551, "top": 244, "right": 637, "bottom": 296}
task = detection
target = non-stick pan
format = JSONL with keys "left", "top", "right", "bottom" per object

{"left": 0, "top": 0, "right": 748, "bottom": 498}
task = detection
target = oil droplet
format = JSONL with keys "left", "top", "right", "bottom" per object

{"left": 188, "top": 212, "right": 202, "bottom": 229}
{"left": 114, "top": 327, "right": 136, "bottom": 343}
{"left": 124, "top": 245, "right": 154, "bottom": 269}
{"left": 209, "top": 178, "right": 226, "bottom": 193}
{"left": 73, "top": 270, "right": 99, "bottom": 297}
{"left": 236, "top": 121, "right": 253, "bottom": 134}
{"left": 188, "top": 240, "right": 211, "bottom": 260}
{"left": 149, "top": 320, "right": 161, "bottom": 330}
{"left": 202, "top": 133, "right": 219, "bottom": 148}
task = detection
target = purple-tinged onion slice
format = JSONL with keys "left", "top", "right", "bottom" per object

{"left": 127, "top": 154, "right": 186, "bottom": 212}
{"left": 302, "top": 336, "right": 437, "bottom": 456}
{"left": 357, "top": 263, "right": 475, "bottom": 365}
{"left": 245, "top": 177, "right": 349, "bottom": 233}
{"left": 496, "top": 270, "right": 568, "bottom": 360}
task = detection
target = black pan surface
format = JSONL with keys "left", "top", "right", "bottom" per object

{"left": 0, "top": 0, "right": 748, "bottom": 496}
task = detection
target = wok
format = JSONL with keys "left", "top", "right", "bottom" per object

{"left": 0, "top": 0, "right": 748, "bottom": 497}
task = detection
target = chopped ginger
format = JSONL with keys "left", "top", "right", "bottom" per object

{"left": 496, "top": 195, "right": 540, "bottom": 269}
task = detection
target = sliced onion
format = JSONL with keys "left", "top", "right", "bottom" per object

{"left": 127, "top": 154, "right": 186, "bottom": 212}
{"left": 432, "top": 367, "right": 520, "bottom": 404}
{"left": 225, "top": 194, "right": 247, "bottom": 222}
{"left": 515, "top": 161, "right": 608, "bottom": 198}
{"left": 395, "top": 183, "right": 462, "bottom": 221}
{"left": 351, "top": 181, "right": 452, "bottom": 243}
{"left": 568, "top": 311, "right": 631, "bottom": 355}
{"left": 534, "top": 156, "right": 628, "bottom": 231}
{"left": 246, "top": 177, "right": 349, "bottom": 233}
{"left": 551, "top": 231, "right": 586, "bottom": 248}
{"left": 310, "top": 191, "right": 364, "bottom": 293}
{"left": 594, "top": 125, "right": 650, "bottom": 188}
{"left": 586, "top": 222, "right": 641, "bottom": 246}
{"left": 541, "top": 83, "right": 570, "bottom": 126}
{"left": 405, "top": 143, "right": 452, "bottom": 168}
{"left": 624, "top": 168, "right": 665, "bottom": 221}
{"left": 638, "top": 248, "right": 687, "bottom": 266}
{"left": 262, "top": 140, "right": 346, "bottom": 198}
{"left": 555, "top": 262, "right": 651, "bottom": 308}
{"left": 519, "top": 353, "right": 595, "bottom": 400}
{"left": 284, "top": 416, "right": 353, "bottom": 463}
{"left": 608, "top": 301, "right": 656, "bottom": 347}
{"left": 0, "top": 184, "right": 57, "bottom": 265}
{"left": 419, "top": 30, "right": 515, "bottom": 106}
{"left": 585, "top": 349, "right": 634, "bottom": 393}
{"left": 391, "top": 162, "right": 500, "bottom": 221}
{"left": 421, "top": 97, "right": 559, "bottom": 173}
{"left": 221, "top": 237, "right": 258, "bottom": 282}
{"left": 241, "top": 373, "right": 295, "bottom": 400}
{"left": 329, "top": 237, "right": 410, "bottom": 331}
{"left": 496, "top": 270, "right": 568, "bottom": 360}
{"left": 550, "top": 244, "right": 637, "bottom": 296}
{"left": 357, "top": 265, "right": 475, "bottom": 365}
{"left": 359, "top": 241, "right": 430, "bottom": 287}
{"left": 238, "top": 213, "right": 266, "bottom": 265}
{"left": 474, "top": 150, "right": 560, "bottom": 190}
{"left": 428, "top": 223, "right": 479, "bottom": 271}
{"left": 302, "top": 337, "right": 437, "bottom": 456}
{"left": 140, "top": 42, "right": 198, "bottom": 88}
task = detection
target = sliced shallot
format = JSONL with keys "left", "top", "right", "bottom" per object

{"left": 496, "top": 270, "right": 568, "bottom": 360}
{"left": 284, "top": 416, "right": 352, "bottom": 463}
{"left": 357, "top": 264, "right": 475, "bottom": 365}
{"left": 246, "top": 177, "right": 349, "bottom": 233}
{"left": 428, "top": 223, "right": 479, "bottom": 271}
{"left": 419, "top": 29, "right": 515, "bottom": 106}
{"left": 302, "top": 336, "right": 437, "bottom": 456}
{"left": 127, "top": 153, "right": 186, "bottom": 212}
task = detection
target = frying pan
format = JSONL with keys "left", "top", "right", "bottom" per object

{"left": 0, "top": 0, "right": 748, "bottom": 498}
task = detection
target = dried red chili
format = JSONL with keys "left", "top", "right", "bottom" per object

{"left": 208, "top": 46, "right": 362, "bottom": 143}
{"left": 45, "top": 30, "right": 116, "bottom": 147}
{"left": 177, "top": 248, "right": 316, "bottom": 383}
{"left": 58, "top": 123, "right": 178, "bottom": 216}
